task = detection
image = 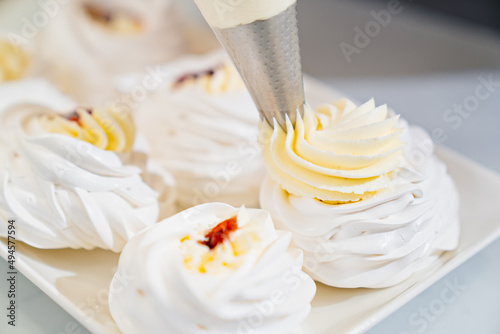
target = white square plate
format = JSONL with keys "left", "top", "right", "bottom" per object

{"left": 2, "top": 145, "right": 500, "bottom": 334}
{"left": 2, "top": 79, "right": 500, "bottom": 334}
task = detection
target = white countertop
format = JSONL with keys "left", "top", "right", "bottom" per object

{"left": 1, "top": 0, "right": 499, "bottom": 333}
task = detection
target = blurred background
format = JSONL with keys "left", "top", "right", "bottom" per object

{"left": 177, "top": 0, "right": 500, "bottom": 78}
{"left": 181, "top": 0, "right": 500, "bottom": 77}
{"left": 298, "top": 0, "right": 500, "bottom": 77}
{"left": 1, "top": 0, "right": 500, "bottom": 78}
{"left": 407, "top": 0, "right": 500, "bottom": 29}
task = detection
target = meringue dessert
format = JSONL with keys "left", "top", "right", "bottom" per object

{"left": 0, "top": 39, "right": 30, "bottom": 83}
{"left": 133, "top": 51, "right": 265, "bottom": 210}
{"left": 260, "top": 99, "right": 460, "bottom": 288}
{"left": 0, "top": 80, "right": 176, "bottom": 252}
{"left": 37, "top": 0, "right": 185, "bottom": 104}
{"left": 109, "top": 203, "right": 316, "bottom": 334}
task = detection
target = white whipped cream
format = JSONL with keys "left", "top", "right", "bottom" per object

{"left": 109, "top": 203, "right": 316, "bottom": 334}
{"left": 130, "top": 50, "right": 265, "bottom": 210}
{"left": 37, "top": 0, "right": 185, "bottom": 104}
{"left": 195, "top": 0, "right": 296, "bottom": 29}
{"left": 0, "top": 80, "right": 176, "bottom": 252}
{"left": 260, "top": 99, "right": 460, "bottom": 288}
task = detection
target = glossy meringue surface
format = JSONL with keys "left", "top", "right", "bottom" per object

{"left": 260, "top": 99, "right": 460, "bottom": 288}
{"left": 109, "top": 203, "right": 316, "bottom": 334}
{"left": 134, "top": 51, "right": 265, "bottom": 210}
{"left": 0, "top": 80, "right": 176, "bottom": 252}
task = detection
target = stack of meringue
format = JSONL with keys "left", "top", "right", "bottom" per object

{"left": 260, "top": 99, "right": 460, "bottom": 288}
{"left": 37, "top": 0, "right": 186, "bottom": 105}
{"left": 109, "top": 203, "right": 316, "bottom": 334}
{"left": 0, "top": 80, "right": 176, "bottom": 252}
{"left": 0, "top": 2, "right": 464, "bottom": 330}
{"left": 132, "top": 51, "right": 265, "bottom": 210}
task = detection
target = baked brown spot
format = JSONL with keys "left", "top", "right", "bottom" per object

{"left": 137, "top": 289, "right": 145, "bottom": 296}
{"left": 65, "top": 111, "right": 82, "bottom": 127}
{"left": 198, "top": 216, "right": 238, "bottom": 250}
{"left": 84, "top": 4, "right": 113, "bottom": 23}
{"left": 172, "top": 65, "right": 223, "bottom": 88}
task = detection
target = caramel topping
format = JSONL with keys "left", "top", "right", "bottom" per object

{"left": 64, "top": 108, "right": 92, "bottom": 127}
{"left": 199, "top": 216, "right": 238, "bottom": 250}
{"left": 65, "top": 111, "right": 81, "bottom": 126}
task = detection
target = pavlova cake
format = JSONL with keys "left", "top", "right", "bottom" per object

{"left": 0, "top": 80, "right": 176, "bottom": 252}
{"left": 109, "top": 203, "right": 316, "bottom": 334}
{"left": 131, "top": 51, "right": 265, "bottom": 210}
{"left": 260, "top": 99, "right": 460, "bottom": 288}
{"left": 37, "top": 0, "right": 186, "bottom": 104}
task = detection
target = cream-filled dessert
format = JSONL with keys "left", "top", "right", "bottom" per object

{"left": 132, "top": 51, "right": 265, "bottom": 210}
{"left": 0, "top": 80, "right": 176, "bottom": 252}
{"left": 0, "top": 39, "right": 30, "bottom": 83}
{"left": 260, "top": 99, "right": 460, "bottom": 288}
{"left": 109, "top": 203, "right": 316, "bottom": 334}
{"left": 37, "top": 0, "right": 185, "bottom": 104}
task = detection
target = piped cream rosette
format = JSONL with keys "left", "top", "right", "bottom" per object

{"left": 109, "top": 203, "right": 316, "bottom": 334}
{"left": 132, "top": 51, "right": 265, "bottom": 210}
{"left": 37, "top": 0, "right": 185, "bottom": 104}
{"left": 260, "top": 99, "right": 460, "bottom": 288}
{"left": 0, "top": 80, "right": 176, "bottom": 252}
{"left": 261, "top": 99, "right": 407, "bottom": 203}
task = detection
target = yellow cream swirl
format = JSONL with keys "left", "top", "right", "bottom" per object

{"left": 0, "top": 40, "right": 30, "bottom": 82}
{"left": 260, "top": 99, "right": 406, "bottom": 203}
{"left": 40, "top": 106, "right": 135, "bottom": 152}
